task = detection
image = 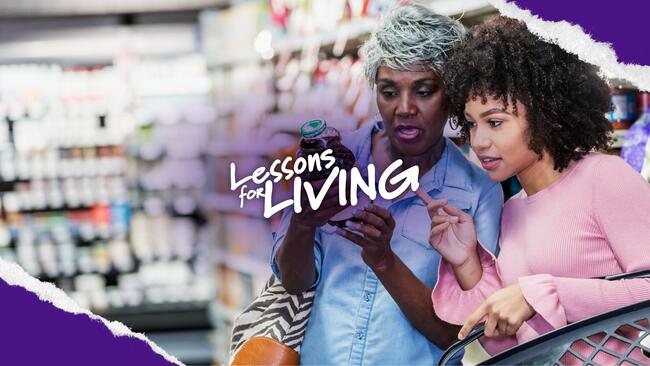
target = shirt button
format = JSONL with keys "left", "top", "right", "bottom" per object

{"left": 363, "top": 292, "right": 371, "bottom": 302}
{"left": 355, "top": 331, "right": 364, "bottom": 340}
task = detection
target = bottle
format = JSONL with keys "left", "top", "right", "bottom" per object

{"left": 622, "top": 92, "right": 650, "bottom": 172}
{"left": 608, "top": 79, "right": 638, "bottom": 130}
{"left": 297, "top": 119, "right": 369, "bottom": 227}
{"left": 297, "top": 119, "right": 356, "bottom": 180}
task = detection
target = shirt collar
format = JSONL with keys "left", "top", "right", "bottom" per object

{"left": 357, "top": 121, "right": 471, "bottom": 199}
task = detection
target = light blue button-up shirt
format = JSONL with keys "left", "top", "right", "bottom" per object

{"left": 270, "top": 121, "right": 503, "bottom": 365}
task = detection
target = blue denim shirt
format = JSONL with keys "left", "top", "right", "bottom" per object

{"left": 270, "top": 121, "right": 503, "bottom": 365}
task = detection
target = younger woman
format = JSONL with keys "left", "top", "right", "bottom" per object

{"left": 428, "top": 17, "right": 650, "bottom": 363}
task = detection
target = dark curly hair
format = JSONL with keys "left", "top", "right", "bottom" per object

{"left": 443, "top": 16, "right": 613, "bottom": 171}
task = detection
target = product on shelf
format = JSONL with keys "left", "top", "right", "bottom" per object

{"left": 622, "top": 92, "right": 650, "bottom": 172}
{"left": 608, "top": 79, "right": 639, "bottom": 130}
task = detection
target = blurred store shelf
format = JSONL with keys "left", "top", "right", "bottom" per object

{"left": 611, "top": 129, "right": 628, "bottom": 149}
{"left": 205, "top": 141, "right": 276, "bottom": 158}
{"left": 0, "top": 0, "right": 228, "bottom": 18}
{"left": 202, "top": 193, "right": 266, "bottom": 219}
{"left": 212, "top": 300, "right": 241, "bottom": 323}
{"left": 205, "top": 1, "right": 495, "bottom": 67}
{"left": 270, "top": 17, "right": 378, "bottom": 57}
{"left": 147, "top": 329, "right": 217, "bottom": 366}
{"left": 213, "top": 248, "right": 269, "bottom": 278}
{"left": 96, "top": 301, "right": 212, "bottom": 331}
{"left": 0, "top": 24, "right": 198, "bottom": 64}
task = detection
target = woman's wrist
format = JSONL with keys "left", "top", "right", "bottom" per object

{"left": 452, "top": 249, "right": 480, "bottom": 272}
{"left": 451, "top": 248, "right": 483, "bottom": 290}
{"left": 365, "top": 249, "right": 397, "bottom": 273}
{"left": 289, "top": 217, "right": 318, "bottom": 233}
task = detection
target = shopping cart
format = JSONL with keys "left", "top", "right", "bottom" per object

{"left": 439, "top": 269, "right": 650, "bottom": 365}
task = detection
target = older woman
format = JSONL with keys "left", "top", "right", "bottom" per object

{"left": 271, "top": 4, "right": 503, "bottom": 365}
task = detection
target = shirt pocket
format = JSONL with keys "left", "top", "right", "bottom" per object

{"left": 400, "top": 199, "right": 472, "bottom": 250}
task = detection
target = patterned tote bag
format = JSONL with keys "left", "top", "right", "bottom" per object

{"left": 230, "top": 275, "right": 315, "bottom": 364}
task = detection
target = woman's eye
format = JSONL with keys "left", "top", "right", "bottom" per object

{"left": 416, "top": 89, "right": 432, "bottom": 97}
{"left": 465, "top": 120, "right": 477, "bottom": 129}
{"left": 381, "top": 90, "right": 397, "bottom": 98}
{"left": 488, "top": 119, "right": 503, "bottom": 127}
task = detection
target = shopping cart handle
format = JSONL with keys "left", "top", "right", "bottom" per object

{"left": 438, "top": 325, "right": 485, "bottom": 366}
{"left": 438, "top": 269, "right": 650, "bottom": 365}
{"left": 601, "top": 268, "right": 650, "bottom": 281}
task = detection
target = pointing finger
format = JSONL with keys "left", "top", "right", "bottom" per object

{"left": 459, "top": 303, "right": 487, "bottom": 340}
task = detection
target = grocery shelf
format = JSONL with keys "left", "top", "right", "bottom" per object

{"left": 206, "top": 1, "right": 496, "bottom": 68}
{"left": 207, "top": 51, "right": 263, "bottom": 68}
{"left": 212, "top": 300, "right": 242, "bottom": 323}
{"left": 202, "top": 192, "right": 266, "bottom": 219}
{"left": 205, "top": 140, "right": 276, "bottom": 158}
{"left": 0, "top": 173, "right": 125, "bottom": 182}
{"left": 96, "top": 300, "right": 212, "bottom": 332}
{"left": 5, "top": 204, "right": 96, "bottom": 215}
{"left": 0, "top": 0, "right": 229, "bottom": 17}
{"left": 271, "top": 18, "right": 378, "bottom": 55}
{"left": 146, "top": 329, "right": 217, "bottom": 366}
{"left": 208, "top": 18, "right": 377, "bottom": 67}
{"left": 0, "top": 179, "right": 24, "bottom": 192}
{"left": 213, "top": 248, "right": 269, "bottom": 278}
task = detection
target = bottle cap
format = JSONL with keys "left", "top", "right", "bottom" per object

{"left": 300, "top": 119, "right": 327, "bottom": 138}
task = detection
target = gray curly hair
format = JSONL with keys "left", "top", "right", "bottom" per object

{"left": 361, "top": 3, "right": 465, "bottom": 86}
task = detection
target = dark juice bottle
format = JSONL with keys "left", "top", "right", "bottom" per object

{"left": 297, "top": 119, "right": 366, "bottom": 227}
{"left": 297, "top": 119, "right": 355, "bottom": 180}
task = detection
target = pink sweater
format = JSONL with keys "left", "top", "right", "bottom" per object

{"left": 432, "top": 153, "right": 650, "bottom": 362}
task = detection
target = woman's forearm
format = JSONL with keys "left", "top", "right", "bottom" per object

{"left": 275, "top": 220, "right": 318, "bottom": 294}
{"left": 452, "top": 250, "right": 483, "bottom": 290}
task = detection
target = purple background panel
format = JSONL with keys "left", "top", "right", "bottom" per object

{"left": 512, "top": 0, "right": 650, "bottom": 66}
{"left": 0, "top": 279, "right": 176, "bottom": 366}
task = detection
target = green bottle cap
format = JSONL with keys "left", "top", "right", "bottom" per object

{"left": 300, "top": 119, "right": 327, "bottom": 138}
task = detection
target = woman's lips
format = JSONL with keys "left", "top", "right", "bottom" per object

{"left": 395, "top": 126, "right": 422, "bottom": 142}
{"left": 479, "top": 157, "right": 502, "bottom": 171}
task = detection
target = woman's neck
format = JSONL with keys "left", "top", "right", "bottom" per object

{"left": 517, "top": 151, "right": 564, "bottom": 196}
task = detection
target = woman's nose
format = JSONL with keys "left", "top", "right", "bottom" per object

{"left": 396, "top": 92, "right": 416, "bottom": 116}
{"left": 470, "top": 126, "right": 491, "bottom": 152}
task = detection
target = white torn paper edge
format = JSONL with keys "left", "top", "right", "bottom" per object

{"left": 487, "top": 0, "right": 650, "bottom": 91}
{"left": 0, "top": 258, "right": 183, "bottom": 366}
